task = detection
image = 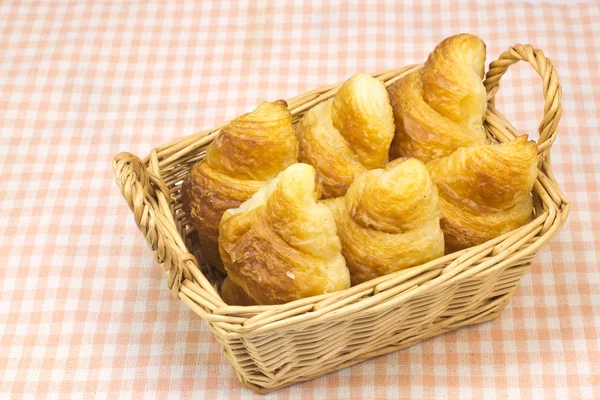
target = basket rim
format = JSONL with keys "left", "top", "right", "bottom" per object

{"left": 112, "top": 44, "right": 570, "bottom": 338}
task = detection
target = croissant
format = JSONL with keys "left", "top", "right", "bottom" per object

{"left": 388, "top": 33, "right": 489, "bottom": 163}
{"left": 326, "top": 158, "right": 444, "bottom": 285}
{"left": 221, "top": 276, "right": 257, "bottom": 306}
{"left": 219, "top": 163, "right": 350, "bottom": 305}
{"left": 182, "top": 101, "right": 298, "bottom": 272}
{"left": 426, "top": 135, "right": 538, "bottom": 253}
{"left": 296, "top": 73, "right": 395, "bottom": 198}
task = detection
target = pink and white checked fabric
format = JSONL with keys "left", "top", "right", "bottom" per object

{"left": 1, "top": 1, "right": 599, "bottom": 398}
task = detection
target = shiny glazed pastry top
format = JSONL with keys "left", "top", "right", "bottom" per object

{"left": 427, "top": 135, "right": 538, "bottom": 252}
{"left": 218, "top": 163, "right": 351, "bottom": 305}
{"left": 326, "top": 158, "right": 445, "bottom": 285}
{"left": 181, "top": 100, "right": 298, "bottom": 271}
{"left": 387, "top": 33, "right": 489, "bottom": 163}
{"left": 296, "top": 73, "right": 395, "bottom": 199}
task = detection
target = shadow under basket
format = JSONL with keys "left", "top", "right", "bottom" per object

{"left": 113, "top": 44, "right": 570, "bottom": 394}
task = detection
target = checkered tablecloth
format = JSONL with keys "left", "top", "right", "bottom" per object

{"left": 1, "top": 0, "right": 599, "bottom": 398}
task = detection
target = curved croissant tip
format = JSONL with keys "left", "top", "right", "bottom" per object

{"left": 512, "top": 134, "right": 536, "bottom": 145}
{"left": 344, "top": 72, "right": 381, "bottom": 87}
{"left": 348, "top": 72, "right": 369, "bottom": 79}
{"left": 386, "top": 157, "right": 428, "bottom": 173}
{"left": 286, "top": 162, "right": 314, "bottom": 173}
{"left": 386, "top": 157, "right": 411, "bottom": 168}
{"left": 456, "top": 32, "right": 481, "bottom": 39}
{"left": 275, "top": 99, "right": 288, "bottom": 108}
{"left": 449, "top": 32, "right": 483, "bottom": 41}
{"left": 436, "top": 33, "right": 485, "bottom": 50}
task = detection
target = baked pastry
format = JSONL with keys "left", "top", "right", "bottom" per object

{"left": 388, "top": 33, "right": 489, "bottom": 163}
{"left": 426, "top": 135, "right": 538, "bottom": 252}
{"left": 296, "top": 73, "right": 395, "bottom": 198}
{"left": 219, "top": 163, "right": 350, "bottom": 305}
{"left": 182, "top": 100, "right": 298, "bottom": 272}
{"left": 221, "top": 277, "right": 257, "bottom": 306}
{"left": 326, "top": 158, "right": 444, "bottom": 285}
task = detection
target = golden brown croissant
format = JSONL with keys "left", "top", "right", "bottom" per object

{"left": 388, "top": 34, "right": 489, "bottom": 163}
{"left": 221, "top": 277, "right": 257, "bottom": 306}
{"left": 219, "top": 163, "right": 350, "bottom": 305}
{"left": 426, "top": 135, "right": 538, "bottom": 253}
{"left": 182, "top": 101, "right": 298, "bottom": 272}
{"left": 296, "top": 73, "right": 395, "bottom": 198}
{"left": 326, "top": 158, "right": 444, "bottom": 285}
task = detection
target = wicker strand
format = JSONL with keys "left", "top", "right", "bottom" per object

{"left": 113, "top": 152, "right": 223, "bottom": 306}
{"left": 484, "top": 44, "right": 562, "bottom": 162}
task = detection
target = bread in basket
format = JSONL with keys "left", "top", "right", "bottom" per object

{"left": 113, "top": 36, "right": 569, "bottom": 393}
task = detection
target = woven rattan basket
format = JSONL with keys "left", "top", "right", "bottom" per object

{"left": 113, "top": 44, "right": 570, "bottom": 393}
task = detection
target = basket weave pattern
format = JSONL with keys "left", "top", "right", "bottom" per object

{"left": 113, "top": 45, "right": 569, "bottom": 393}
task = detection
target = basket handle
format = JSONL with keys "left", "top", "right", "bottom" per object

{"left": 113, "top": 152, "right": 226, "bottom": 309}
{"left": 484, "top": 44, "right": 562, "bottom": 161}
{"left": 113, "top": 152, "right": 187, "bottom": 295}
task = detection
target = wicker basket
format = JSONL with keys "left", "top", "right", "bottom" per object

{"left": 113, "top": 44, "right": 570, "bottom": 393}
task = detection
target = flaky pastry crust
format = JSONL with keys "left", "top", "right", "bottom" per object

{"left": 326, "top": 158, "right": 444, "bottom": 285}
{"left": 388, "top": 34, "right": 489, "bottom": 163}
{"left": 427, "top": 135, "right": 538, "bottom": 252}
{"left": 219, "top": 163, "right": 350, "bottom": 305}
{"left": 297, "top": 73, "right": 395, "bottom": 198}
{"left": 182, "top": 101, "right": 298, "bottom": 271}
